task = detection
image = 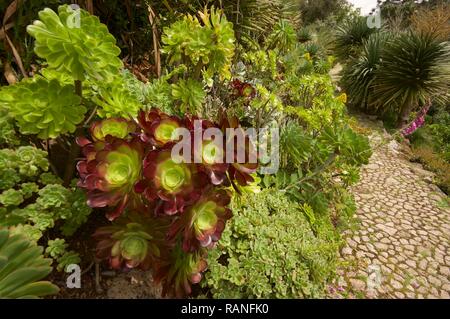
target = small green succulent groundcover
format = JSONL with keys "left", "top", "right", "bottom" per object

{"left": 0, "top": 228, "right": 59, "bottom": 299}
{"left": 0, "top": 145, "right": 92, "bottom": 243}
{"left": 205, "top": 189, "right": 340, "bottom": 298}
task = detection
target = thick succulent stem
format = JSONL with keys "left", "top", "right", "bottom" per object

{"left": 63, "top": 80, "right": 83, "bottom": 186}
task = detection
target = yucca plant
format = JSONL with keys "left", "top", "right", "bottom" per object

{"left": 373, "top": 32, "right": 450, "bottom": 127}
{"left": 0, "top": 228, "right": 59, "bottom": 299}
{"left": 334, "top": 16, "right": 377, "bottom": 62}
{"left": 340, "top": 32, "right": 392, "bottom": 111}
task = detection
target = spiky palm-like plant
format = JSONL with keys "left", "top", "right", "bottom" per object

{"left": 340, "top": 32, "right": 392, "bottom": 111}
{"left": 334, "top": 16, "right": 377, "bottom": 61}
{"left": 373, "top": 32, "right": 450, "bottom": 127}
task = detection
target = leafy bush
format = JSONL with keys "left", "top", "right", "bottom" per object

{"left": 0, "top": 228, "right": 59, "bottom": 298}
{"left": 205, "top": 189, "right": 340, "bottom": 298}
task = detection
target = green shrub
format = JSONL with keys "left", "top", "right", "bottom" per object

{"left": 205, "top": 189, "right": 341, "bottom": 298}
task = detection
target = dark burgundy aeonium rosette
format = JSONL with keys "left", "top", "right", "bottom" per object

{"left": 168, "top": 188, "right": 232, "bottom": 252}
{"left": 231, "top": 78, "right": 256, "bottom": 100}
{"left": 138, "top": 108, "right": 184, "bottom": 147}
{"left": 76, "top": 118, "right": 144, "bottom": 221}
{"left": 220, "top": 114, "right": 258, "bottom": 187}
{"left": 135, "top": 148, "right": 208, "bottom": 216}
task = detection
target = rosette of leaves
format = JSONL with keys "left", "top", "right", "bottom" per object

{"left": 230, "top": 79, "right": 256, "bottom": 100}
{"left": 92, "top": 79, "right": 142, "bottom": 119}
{"left": 77, "top": 135, "right": 143, "bottom": 221}
{"left": 0, "top": 228, "right": 59, "bottom": 298}
{"left": 187, "top": 118, "right": 229, "bottom": 186}
{"left": 0, "top": 77, "right": 85, "bottom": 139}
{"left": 90, "top": 118, "right": 137, "bottom": 142}
{"left": 162, "top": 7, "right": 235, "bottom": 81}
{"left": 45, "top": 239, "right": 81, "bottom": 272}
{"left": 137, "top": 108, "right": 183, "bottom": 147}
{"left": 171, "top": 79, "right": 206, "bottom": 115}
{"left": 0, "top": 190, "right": 24, "bottom": 207}
{"left": 220, "top": 115, "right": 258, "bottom": 187}
{"left": 93, "top": 213, "right": 169, "bottom": 270}
{"left": 154, "top": 245, "right": 208, "bottom": 297}
{"left": 0, "top": 110, "right": 20, "bottom": 147}
{"left": 27, "top": 5, "right": 122, "bottom": 81}
{"left": 168, "top": 190, "right": 232, "bottom": 252}
{"left": 0, "top": 147, "right": 48, "bottom": 190}
{"left": 138, "top": 149, "right": 207, "bottom": 216}
{"left": 266, "top": 19, "right": 297, "bottom": 54}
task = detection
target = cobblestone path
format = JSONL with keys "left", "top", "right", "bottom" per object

{"left": 336, "top": 118, "right": 450, "bottom": 299}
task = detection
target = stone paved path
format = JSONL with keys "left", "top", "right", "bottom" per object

{"left": 336, "top": 117, "right": 450, "bottom": 299}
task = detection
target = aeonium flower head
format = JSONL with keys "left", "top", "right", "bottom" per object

{"left": 138, "top": 108, "right": 183, "bottom": 147}
{"left": 77, "top": 139, "right": 144, "bottom": 221}
{"left": 168, "top": 189, "right": 232, "bottom": 252}
{"left": 136, "top": 149, "right": 208, "bottom": 215}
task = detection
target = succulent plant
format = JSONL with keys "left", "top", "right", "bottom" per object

{"left": 27, "top": 5, "right": 122, "bottom": 81}
{"left": 169, "top": 189, "right": 232, "bottom": 252}
{"left": 0, "top": 228, "right": 59, "bottom": 298}
{"left": 77, "top": 137, "right": 143, "bottom": 220}
{"left": 90, "top": 118, "right": 137, "bottom": 142}
{"left": 154, "top": 245, "right": 208, "bottom": 297}
{"left": 138, "top": 149, "right": 207, "bottom": 216}
{"left": 171, "top": 79, "right": 206, "bottom": 114}
{"left": 36, "top": 184, "right": 71, "bottom": 209}
{"left": 137, "top": 108, "right": 183, "bottom": 147}
{"left": 0, "top": 189, "right": 24, "bottom": 207}
{"left": 0, "top": 77, "right": 85, "bottom": 139}
{"left": 20, "top": 183, "right": 40, "bottom": 199}
{"left": 94, "top": 213, "right": 169, "bottom": 270}
{"left": 92, "top": 79, "right": 142, "bottom": 119}
{"left": 220, "top": 115, "right": 258, "bottom": 186}
{"left": 79, "top": 109, "right": 259, "bottom": 296}
{"left": 162, "top": 7, "right": 235, "bottom": 81}
{"left": 231, "top": 79, "right": 256, "bottom": 100}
